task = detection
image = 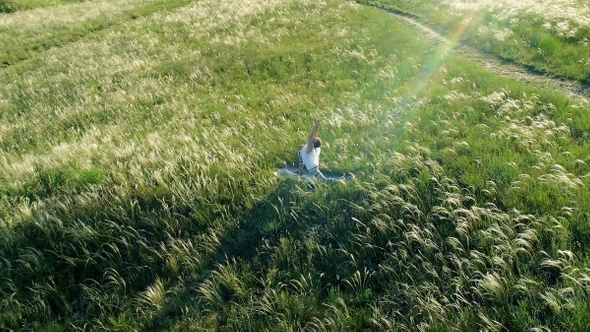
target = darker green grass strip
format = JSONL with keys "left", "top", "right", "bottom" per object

{"left": 0, "top": 0, "right": 195, "bottom": 68}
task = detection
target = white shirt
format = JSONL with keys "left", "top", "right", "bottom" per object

{"left": 300, "top": 144, "right": 320, "bottom": 169}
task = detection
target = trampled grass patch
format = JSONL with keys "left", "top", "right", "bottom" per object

{"left": 1, "top": 0, "right": 590, "bottom": 330}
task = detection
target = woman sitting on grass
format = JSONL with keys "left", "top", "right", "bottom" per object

{"left": 297, "top": 120, "right": 339, "bottom": 184}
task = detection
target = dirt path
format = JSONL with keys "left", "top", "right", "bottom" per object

{"left": 388, "top": 11, "right": 590, "bottom": 100}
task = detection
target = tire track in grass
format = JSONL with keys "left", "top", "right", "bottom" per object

{"left": 371, "top": 6, "right": 590, "bottom": 99}
{"left": 0, "top": 0, "right": 194, "bottom": 69}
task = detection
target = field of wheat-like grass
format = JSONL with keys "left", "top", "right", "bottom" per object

{"left": 1, "top": 0, "right": 590, "bottom": 330}
{"left": 356, "top": 0, "right": 590, "bottom": 85}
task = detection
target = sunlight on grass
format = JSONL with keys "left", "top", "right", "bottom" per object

{"left": 443, "top": 0, "right": 590, "bottom": 31}
{"left": 357, "top": 0, "right": 590, "bottom": 83}
{"left": 1, "top": 0, "right": 590, "bottom": 330}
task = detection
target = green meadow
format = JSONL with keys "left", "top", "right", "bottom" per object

{"left": 1, "top": 0, "right": 590, "bottom": 330}
{"left": 357, "top": 0, "right": 590, "bottom": 84}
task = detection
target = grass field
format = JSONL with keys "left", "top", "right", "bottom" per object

{"left": 1, "top": 0, "right": 590, "bottom": 330}
{"left": 356, "top": 0, "right": 590, "bottom": 84}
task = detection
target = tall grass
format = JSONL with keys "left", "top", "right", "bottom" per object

{"left": 355, "top": 0, "right": 590, "bottom": 84}
{"left": 0, "top": 0, "right": 194, "bottom": 66}
{"left": 1, "top": 0, "right": 590, "bottom": 330}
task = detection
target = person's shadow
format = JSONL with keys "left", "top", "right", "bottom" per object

{"left": 140, "top": 180, "right": 319, "bottom": 330}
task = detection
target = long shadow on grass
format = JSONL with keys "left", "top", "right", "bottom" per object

{"left": 139, "top": 180, "right": 303, "bottom": 330}
{"left": 140, "top": 179, "right": 358, "bottom": 330}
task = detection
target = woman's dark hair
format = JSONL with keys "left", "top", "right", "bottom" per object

{"left": 313, "top": 138, "right": 321, "bottom": 148}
